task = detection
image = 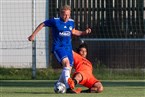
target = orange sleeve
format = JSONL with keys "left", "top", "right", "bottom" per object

{"left": 73, "top": 51, "right": 82, "bottom": 65}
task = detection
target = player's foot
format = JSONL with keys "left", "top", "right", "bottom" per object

{"left": 66, "top": 88, "right": 82, "bottom": 94}
{"left": 68, "top": 78, "right": 75, "bottom": 89}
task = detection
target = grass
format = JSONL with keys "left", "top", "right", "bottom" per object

{"left": 1, "top": 80, "right": 145, "bottom": 97}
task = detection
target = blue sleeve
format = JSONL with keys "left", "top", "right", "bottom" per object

{"left": 71, "top": 20, "right": 75, "bottom": 29}
{"left": 43, "top": 18, "right": 54, "bottom": 27}
{"left": 73, "top": 22, "right": 75, "bottom": 29}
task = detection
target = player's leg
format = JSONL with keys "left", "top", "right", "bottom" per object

{"left": 90, "top": 81, "right": 103, "bottom": 93}
{"left": 73, "top": 73, "right": 83, "bottom": 84}
{"left": 81, "top": 74, "right": 103, "bottom": 93}
{"left": 58, "top": 58, "right": 71, "bottom": 83}
{"left": 53, "top": 49, "right": 72, "bottom": 89}
{"left": 67, "top": 72, "right": 83, "bottom": 93}
{"left": 65, "top": 54, "right": 82, "bottom": 93}
{"left": 68, "top": 72, "right": 83, "bottom": 89}
{"left": 81, "top": 82, "right": 103, "bottom": 93}
{"left": 54, "top": 48, "right": 80, "bottom": 93}
{"left": 61, "top": 57, "right": 72, "bottom": 88}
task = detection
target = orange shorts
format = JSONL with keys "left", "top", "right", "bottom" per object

{"left": 72, "top": 71, "right": 100, "bottom": 88}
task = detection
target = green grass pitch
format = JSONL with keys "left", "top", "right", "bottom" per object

{"left": 1, "top": 80, "right": 145, "bottom": 97}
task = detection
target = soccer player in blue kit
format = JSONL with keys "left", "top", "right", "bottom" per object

{"left": 28, "top": 5, "right": 91, "bottom": 93}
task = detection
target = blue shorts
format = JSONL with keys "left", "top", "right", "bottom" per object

{"left": 53, "top": 47, "right": 74, "bottom": 67}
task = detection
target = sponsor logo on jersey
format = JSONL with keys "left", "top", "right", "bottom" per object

{"left": 69, "top": 26, "right": 73, "bottom": 30}
{"left": 59, "top": 31, "right": 71, "bottom": 36}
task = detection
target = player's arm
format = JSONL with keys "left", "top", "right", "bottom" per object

{"left": 72, "top": 51, "right": 82, "bottom": 59}
{"left": 28, "top": 22, "right": 45, "bottom": 41}
{"left": 72, "top": 28, "right": 91, "bottom": 36}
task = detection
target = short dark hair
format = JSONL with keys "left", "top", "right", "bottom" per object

{"left": 77, "top": 43, "right": 88, "bottom": 53}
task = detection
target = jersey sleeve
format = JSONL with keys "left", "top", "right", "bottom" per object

{"left": 43, "top": 18, "right": 54, "bottom": 27}
{"left": 70, "top": 19, "right": 75, "bottom": 30}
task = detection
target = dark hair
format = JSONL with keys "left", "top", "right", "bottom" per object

{"left": 77, "top": 43, "right": 88, "bottom": 53}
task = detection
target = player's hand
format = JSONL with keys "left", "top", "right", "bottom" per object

{"left": 28, "top": 35, "right": 35, "bottom": 41}
{"left": 85, "top": 28, "right": 91, "bottom": 34}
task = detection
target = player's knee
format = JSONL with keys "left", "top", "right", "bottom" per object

{"left": 91, "top": 86, "right": 103, "bottom": 93}
{"left": 93, "top": 82, "right": 103, "bottom": 93}
{"left": 97, "top": 86, "right": 103, "bottom": 93}
{"left": 62, "top": 58, "right": 71, "bottom": 67}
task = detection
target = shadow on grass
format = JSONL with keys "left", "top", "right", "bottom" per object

{"left": 13, "top": 91, "right": 55, "bottom": 94}
{"left": 1, "top": 80, "right": 145, "bottom": 88}
{"left": 1, "top": 80, "right": 55, "bottom": 87}
{"left": 102, "top": 81, "right": 145, "bottom": 87}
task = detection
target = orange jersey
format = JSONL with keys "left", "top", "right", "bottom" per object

{"left": 73, "top": 51, "right": 93, "bottom": 73}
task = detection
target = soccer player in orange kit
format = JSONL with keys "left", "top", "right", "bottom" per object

{"left": 68, "top": 43, "right": 103, "bottom": 93}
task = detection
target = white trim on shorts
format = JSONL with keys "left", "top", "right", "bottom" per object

{"left": 53, "top": 51, "right": 67, "bottom": 63}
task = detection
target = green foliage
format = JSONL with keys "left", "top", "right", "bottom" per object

{"left": 91, "top": 61, "right": 145, "bottom": 80}
{"left": 36, "top": 68, "right": 61, "bottom": 80}
{"left": 93, "top": 65, "right": 144, "bottom": 80}
{"left": 0, "top": 67, "right": 144, "bottom": 80}
{"left": 0, "top": 68, "right": 32, "bottom": 80}
{"left": 0, "top": 67, "right": 61, "bottom": 80}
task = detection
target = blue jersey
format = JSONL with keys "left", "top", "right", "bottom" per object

{"left": 43, "top": 17, "right": 75, "bottom": 51}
